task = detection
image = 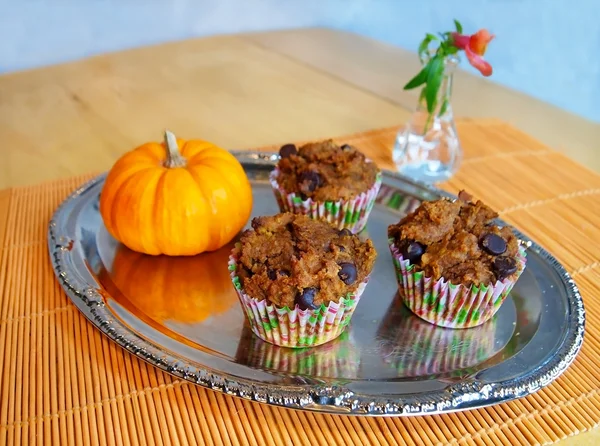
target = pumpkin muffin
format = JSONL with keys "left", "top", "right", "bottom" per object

{"left": 387, "top": 191, "right": 527, "bottom": 329}
{"left": 229, "top": 212, "right": 377, "bottom": 347}
{"left": 269, "top": 140, "right": 382, "bottom": 234}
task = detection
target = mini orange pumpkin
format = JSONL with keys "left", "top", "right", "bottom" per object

{"left": 99, "top": 130, "right": 252, "bottom": 256}
{"left": 106, "top": 242, "right": 238, "bottom": 324}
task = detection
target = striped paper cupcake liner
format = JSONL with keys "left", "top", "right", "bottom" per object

{"left": 228, "top": 249, "right": 369, "bottom": 348}
{"left": 374, "top": 184, "right": 422, "bottom": 215}
{"left": 389, "top": 240, "right": 527, "bottom": 329}
{"left": 269, "top": 168, "right": 382, "bottom": 234}
{"left": 377, "top": 296, "right": 498, "bottom": 377}
{"left": 235, "top": 328, "right": 361, "bottom": 378}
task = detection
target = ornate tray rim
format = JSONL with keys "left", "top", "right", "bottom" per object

{"left": 47, "top": 151, "right": 586, "bottom": 416}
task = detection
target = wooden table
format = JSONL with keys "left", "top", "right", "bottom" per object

{"left": 1, "top": 28, "right": 598, "bottom": 445}
{"left": 1, "top": 28, "right": 599, "bottom": 190}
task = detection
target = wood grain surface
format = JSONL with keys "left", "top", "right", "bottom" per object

{"left": 1, "top": 28, "right": 599, "bottom": 190}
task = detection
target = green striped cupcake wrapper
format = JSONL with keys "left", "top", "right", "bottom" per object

{"left": 374, "top": 184, "right": 422, "bottom": 215}
{"left": 229, "top": 248, "right": 369, "bottom": 348}
{"left": 269, "top": 167, "right": 382, "bottom": 234}
{"left": 389, "top": 240, "right": 527, "bottom": 329}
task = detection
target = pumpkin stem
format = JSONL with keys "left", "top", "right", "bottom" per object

{"left": 163, "top": 130, "right": 187, "bottom": 168}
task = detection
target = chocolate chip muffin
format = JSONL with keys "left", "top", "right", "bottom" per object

{"left": 229, "top": 213, "right": 377, "bottom": 347}
{"left": 387, "top": 191, "right": 527, "bottom": 329}
{"left": 388, "top": 190, "right": 521, "bottom": 286}
{"left": 269, "top": 140, "right": 382, "bottom": 234}
{"left": 276, "top": 140, "right": 379, "bottom": 201}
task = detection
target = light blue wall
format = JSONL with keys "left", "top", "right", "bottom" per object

{"left": 2, "top": 0, "right": 598, "bottom": 122}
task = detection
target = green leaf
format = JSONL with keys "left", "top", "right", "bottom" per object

{"left": 439, "top": 98, "right": 449, "bottom": 116}
{"left": 417, "top": 38, "right": 430, "bottom": 60}
{"left": 454, "top": 19, "right": 463, "bottom": 34}
{"left": 403, "top": 61, "right": 431, "bottom": 90}
{"left": 418, "top": 33, "right": 439, "bottom": 61}
{"left": 424, "top": 57, "right": 444, "bottom": 113}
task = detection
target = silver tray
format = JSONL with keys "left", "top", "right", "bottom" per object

{"left": 48, "top": 151, "right": 585, "bottom": 416}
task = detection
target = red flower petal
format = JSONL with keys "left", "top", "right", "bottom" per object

{"left": 451, "top": 32, "right": 470, "bottom": 50}
{"left": 465, "top": 45, "right": 493, "bottom": 76}
{"left": 469, "top": 29, "right": 494, "bottom": 56}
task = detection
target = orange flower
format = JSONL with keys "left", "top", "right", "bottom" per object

{"left": 451, "top": 29, "right": 495, "bottom": 76}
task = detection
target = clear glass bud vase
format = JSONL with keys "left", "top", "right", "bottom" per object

{"left": 393, "top": 55, "right": 462, "bottom": 183}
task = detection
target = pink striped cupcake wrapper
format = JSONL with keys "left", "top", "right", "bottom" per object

{"left": 389, "top": 240, "right": 527, "bottom": 329}
{"left": 269, "top": 167, "right": 382, "bottom": 234}
{"left": 228, "top": 249, "right": 369, "bottom": 348}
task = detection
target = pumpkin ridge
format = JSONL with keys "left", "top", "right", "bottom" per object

{"left": 131, "top": 145, "right": 166, "bottom": 165}
{"left": 180, "top": 140, "right": 215, "bottom": 160}
{"left": 183, "top": 167, "right": 215, "bottom": 208}
{"left": 190, "top": 161, "right": 248, "bottom": 204}
{"left": 105, "top": 173, "right": 141, "bottom": 245}
{"left": 186, "top": 149, "right": 236, "bottom": 166}
{"left": 104, "top": 166, "right": 159, "bottom": 247}
{"left": 152, "top": 169, "right": 170, "bottom": 255}
{"left": 101, "top": 164, "right": 157, "bottom": 236}
{"left": 111, "top": 170, "right": 156, "bottom": 253}
{"left": 131, "top": 168, "right": 164, "bottom": 254}
{"left": 183, "top": 167, "right": 224, "bottom": 250}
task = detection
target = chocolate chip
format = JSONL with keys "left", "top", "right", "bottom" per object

{"left": 295, "top": 287, "right": 318, "bottom": 310}
{"left": 398, "top": 239, "right": 426, "bottom": 264}
{"left": 337, "top": 245, "right": 346, "bottom": 252}
{"left": 299, "top": 170, "right": 322, "bottom": 192}
{"left": 279, "top": 144, "right": 297, "bottom": 158}
{"left": 481, "top": 233, "right": 507, "bottom": 256}
{"left": 493, "top": 257, "right": 518, "bottom": 280}
{"left": 338, "top": 262, "right": 357, "bottom": 285}
{"left": 338, "top": 228, "right": 353, "bottom": 237}
{"left": 340, "top": 144, "right": 352, "bottom": 151}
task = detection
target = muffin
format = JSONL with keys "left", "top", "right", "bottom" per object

{"left": 387, "top": 190, "right": 527, "bottom": 329}
{"left": 229, "top": 212, "right": 377, "bottom": 348}
{"left": 269, "top": 140, "right": 382, "bottom": 233}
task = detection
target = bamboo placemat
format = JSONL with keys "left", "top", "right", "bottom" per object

{"left": 1, "top": 118, "right": 599, "bottom": 446}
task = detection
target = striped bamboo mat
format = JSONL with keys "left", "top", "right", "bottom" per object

{"left": 1, "top": 118, "right": 600, "bottom": 445}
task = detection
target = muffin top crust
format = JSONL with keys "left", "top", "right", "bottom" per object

{"left": 388, "top": 191, "right": 521, "bottom": 286}
{"left": 274, "top": 140, "right": 380, "bottom": 201}
{"left": 236, "top": 213, "right": 377, "bottom": 309}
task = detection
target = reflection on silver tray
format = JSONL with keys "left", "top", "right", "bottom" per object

{"left": 48, "top": 151, "right": 585, "bottom": 416}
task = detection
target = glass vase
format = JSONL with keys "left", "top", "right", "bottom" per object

{"left": 393, "top": 55, "right": 462, "bottom": 183}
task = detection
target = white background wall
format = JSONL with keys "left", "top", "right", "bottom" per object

{"left": 2, "top": 0, "right": 598, "bottom": 121}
